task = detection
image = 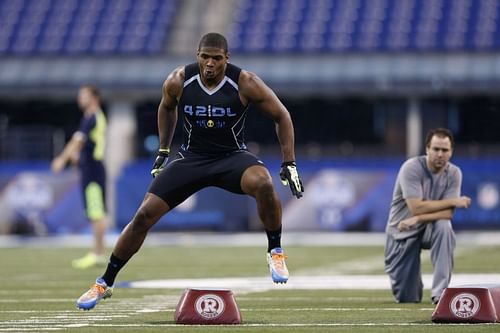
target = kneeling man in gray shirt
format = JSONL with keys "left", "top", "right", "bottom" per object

{"left": 385, "top": 128, "right": 471, "bottom": 305}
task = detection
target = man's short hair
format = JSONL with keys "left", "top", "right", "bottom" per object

{"left": 81, "top": 84, "right": 101, "bottom": 101}
{"left": 198, "top": 33, "right": 228, "bottom": 53}
{"left": 425, "top": 128, "right": 455, "bottom": 148}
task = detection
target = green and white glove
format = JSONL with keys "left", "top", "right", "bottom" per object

{"left": 279, "top": 161, "right": 304, "bottom": 199}
{"left": 151, "top": 148, "right": 170, "bottom": 177}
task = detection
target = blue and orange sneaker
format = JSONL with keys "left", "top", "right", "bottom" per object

{"left": 76, "top": 278, "right": 113, "bottom": 310}
{"left": 267, "top": 247, "right": 289, "bottom": 284}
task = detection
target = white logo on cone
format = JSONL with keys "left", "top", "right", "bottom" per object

{"left": 195, "top": 294, "right": 225, "bottom": 319}
{"left": 450, "top": 293, "right": 480, "bottom": 318}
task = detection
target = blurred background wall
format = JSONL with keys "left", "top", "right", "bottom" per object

{"left": 0, "top": 0, "right": 499, "bottom": 235}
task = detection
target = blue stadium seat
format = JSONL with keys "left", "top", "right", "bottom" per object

{"left": 229, "top": 0, "right": 500, "bottom": 54}
{"left": 2, "top": 0, "right": 499, "bottom": 55}
{"left": 0, "top": 0, "right": 178, "bottom": 55}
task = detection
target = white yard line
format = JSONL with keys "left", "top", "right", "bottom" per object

{"left": 121, "top": 273, "right": 500, "bottom": 293}
{"left": 0, "top": 322, "right": 484, "bottom": 331}
{"left": 1, "top": 231, "right": 500, "bottom": 248}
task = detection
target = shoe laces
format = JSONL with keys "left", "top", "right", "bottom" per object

{"left": 87, "top": 283, "right": 106, "bottom": 297}
{"left": 271, "top": 252, "right": 288, "bottom": 270}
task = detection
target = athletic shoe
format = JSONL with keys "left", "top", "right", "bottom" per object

{"left": 267, "top": 247, "right": 289, "bottom": 284}
{"left": 72, "top": 252, "right": 106, "bottom": 269}
{"left": 432, "top": 296, "right": 440, "bottom": 305}
{"left": 76, "top": 278, "right": 113, "bottom": 310}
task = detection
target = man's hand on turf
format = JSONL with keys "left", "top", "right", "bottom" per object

{"left": 280, "top": 161, "right": 304, "bottom": 199}
{"left": 151, "top": 149, "right": 170, "bottom": 177}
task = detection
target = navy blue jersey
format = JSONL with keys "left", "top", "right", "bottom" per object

{"left": 76, "top": 110, "right": 107, "bottom": 219}
{"left": 77, "top": 110, "right": 106, "bottom": 169}
{"left": 178, "top": 63, "right": 249, "bottom": 153}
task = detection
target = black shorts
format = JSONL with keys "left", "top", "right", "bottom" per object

{"left": 148, "top": 150, "right": 264, "bottom": 208}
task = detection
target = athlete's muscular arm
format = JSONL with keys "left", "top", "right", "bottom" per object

{"left": 238, "top": 70, "right": 295, "bottom": 162}
{"left": 157, "top": 66, "right": 184, "bottom": 150}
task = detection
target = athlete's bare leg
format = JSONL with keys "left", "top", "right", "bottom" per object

{"left": 241, "top": 165, "right": 282, "bottom": 230}
{"left": 112, "top": 193, "right": 170, "bottom": 260}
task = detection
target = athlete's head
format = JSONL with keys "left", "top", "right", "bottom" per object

{"left": 425, "top": 128, "right": 454, "bottom": 173}
{"left": 78, "top": 84, "right": 101, "bottom": 111}
{"left": 197, "top": 33, "right": 229, "bottom": 84}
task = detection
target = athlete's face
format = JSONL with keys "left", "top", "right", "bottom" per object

{"left": 426, "top": 135, "right": 453, "bottom": 173}
{"left": 197, "top": 47, "right": 228, "bottom": 84}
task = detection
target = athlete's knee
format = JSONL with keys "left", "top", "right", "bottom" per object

{"left": 130, "top": 207, "right": 157, "bottom": 233}
{"left": 254, "top": 176, "right": 276, "bottom": 197}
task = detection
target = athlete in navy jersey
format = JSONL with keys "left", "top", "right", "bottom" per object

{"left": 178, "top": 62, "right": 249, "bottom": 153}
{"left": 52, "top": 85, "right": 108, "bottom": 270}
{"left": 76, "top": 33, "right": 304, "bottom": 310}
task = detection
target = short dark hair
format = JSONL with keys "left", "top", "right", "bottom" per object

{"left": 425, "top": 128, "right": 454, "bottom": 149}
{"left": 198, "top": 32, "right": 228, "bottom": 53}
{"left": 80, "top": 84, "right": 101, "bottom": 101}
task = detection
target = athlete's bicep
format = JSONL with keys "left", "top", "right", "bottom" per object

{"left": 159, "top": 85, "right": 178, "bottom": 112}
{"left": 240, "top": 71, "right": 287, "bottom": 119}
{"left": 160, "top": 67, "right": 184, "bottom": 111}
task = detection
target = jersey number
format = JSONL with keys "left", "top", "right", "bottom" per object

{"left": 184, "top": 105, "right": 236, "bottom": 117}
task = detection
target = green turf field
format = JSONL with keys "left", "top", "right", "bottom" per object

{"left": 1, "top": 242, "right": 500, "bottom": 332}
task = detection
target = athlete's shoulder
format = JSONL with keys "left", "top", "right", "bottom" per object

{"left": 162, "top": 65, "right": 185, "bottom": 97}
{"left": 238, "top": 68, "right": 266, "bottom": 91}
{"left": 238, "top": 68, "right": 258, "bottom": 82}
{"left": 165, "top": 66, "right": 185, "bottom": 85}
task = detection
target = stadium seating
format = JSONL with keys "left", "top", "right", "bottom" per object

{"left": 228, "top": 0, "right": 500, "bottom": 53}
{"left": 3, "top": 0, "right": 499, "bottom": 55}
{"left": 0, "top": 0, "right": 178, "bottom": 55}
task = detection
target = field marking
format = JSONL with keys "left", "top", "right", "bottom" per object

{"left": 121, "top": 273, "right": 500, "bottom": 294}
{"left": 2, "top": 275, "right": 499, "bottom": 331}
{"left": 0, "top": 295, "right": 489, "bottom": 331}
{"left": 0, "top": 307, "right": 435, "bottom": 315}
{"left": 2, "top": 232, "right": 500, "bottom": 248}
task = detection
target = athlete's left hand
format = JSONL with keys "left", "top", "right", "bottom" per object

{"left": 151, "top": 149, "right": 170, "bottom": 177}
{"left": 280, "top": 161, "right": 304, "bottom": 199}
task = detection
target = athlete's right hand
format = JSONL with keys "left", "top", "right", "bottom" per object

{"left": 151, "top": 148, "right": 170, "bottom": 177}
{"left": 280, "top": 161, "right": 304, "bottom": 199}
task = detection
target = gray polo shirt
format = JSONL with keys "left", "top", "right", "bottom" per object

{"left": 386, "top": 156, "right": 462, "bottom": 240}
